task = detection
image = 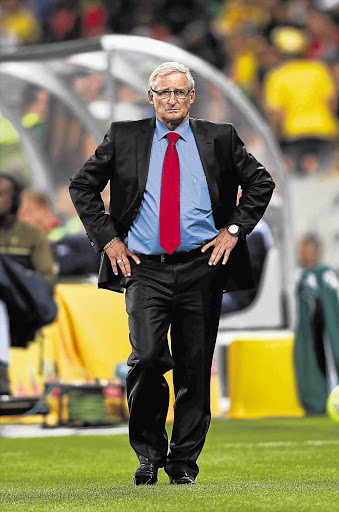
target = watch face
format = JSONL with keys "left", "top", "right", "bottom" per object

{"left": 228, "top": 224, "right": 239, "bottom": 235}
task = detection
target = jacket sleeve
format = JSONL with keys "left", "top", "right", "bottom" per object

{"left": 227, "top": 125, "right": 275, "bottom": 237}
{"left": 69, "top": 123, "right": 117, "bottom": 253}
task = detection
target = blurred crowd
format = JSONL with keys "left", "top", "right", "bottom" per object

{"left": 1, "top": 0, "right": 339, "bottom": 173}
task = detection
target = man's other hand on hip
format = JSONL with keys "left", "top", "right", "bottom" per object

{"left": 201, "top": 228, "right": 238, "bottom": 267}
{"left": 106, "top": 238, "right": 141, "bottom": 276}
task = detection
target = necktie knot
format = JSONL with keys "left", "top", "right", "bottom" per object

{"left": 166, "top": 132, "right": 180, "bottom": 145}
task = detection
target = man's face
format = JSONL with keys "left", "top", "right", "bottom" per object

{"left": 148, "top": 72, "right": 195, "bottom": 129}
{"left": 298, "top": 240, "right": 318, "bottom": 269}
{"left": 17, "top": 194, "right": 54, "bottom": 234}
{"left": 0, "top": 178, "right": 15, "bottom": 217}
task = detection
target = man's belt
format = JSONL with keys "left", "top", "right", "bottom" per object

{"left": 137, "top": 245, "right": 212, "bottom": 264}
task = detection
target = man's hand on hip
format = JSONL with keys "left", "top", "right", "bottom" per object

{"left": 201, "top": 228, "right": 238, "bottom": 266}
{"left": 105, "top": 238, "right": 140, "bottom": 276}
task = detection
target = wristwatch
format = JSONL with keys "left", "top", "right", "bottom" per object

{"left": 227, "top": 224, "right": 240, "bottom": 237}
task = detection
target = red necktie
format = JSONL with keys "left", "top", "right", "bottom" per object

{"left": 159, "top": 132, "right": 181, "bottom": 254}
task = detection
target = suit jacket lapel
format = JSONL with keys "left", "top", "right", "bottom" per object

{"left": 136, "top": 116, "right": 156, "bottom": 197}
{"left": 190, "top": 118, "right": 220, "bottom": 210}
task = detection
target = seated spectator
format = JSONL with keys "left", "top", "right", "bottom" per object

{"left": 18, "top": 186, "right": 99, "bottom": 277}
{"left": 21, "top": 88, "right": 49, "bottom": 139}
{"left": 215, "top": 0, "right": 267, "bottom": 36}
{"left": 0, "top": 174, "right": 57, "bottom": 396}
{"left": 18, "top": 189, "right": 60, "bottom": 235}
{"left": 0, "top": 0, "right": 42, "bottom": 45}
{"left": 305, "top": 8, "right": 339, "bottom": 62}
{"left": 81, "top": 0, "right": 108, "bottom": 38}
{"left": 264, "top": 27, "right": 338, "bottom": 174}
{"left": 227, "top": 27, "right": 260, "bottom": 100}
{"left": 294, "top": 234, "right": 339, "bottom": 414}
{"left": 45, "top": 0, "right": 81, "bottom": 42}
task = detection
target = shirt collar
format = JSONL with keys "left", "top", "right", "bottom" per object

{"left": 155, "top": 117, "right": 190, "bottom": 142}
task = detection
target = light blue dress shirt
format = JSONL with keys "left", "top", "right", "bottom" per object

{"left": 126, "top": 118, "right": 219, "bottom": 254}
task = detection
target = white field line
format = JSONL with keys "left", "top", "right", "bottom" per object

{"left": 0, "top": 425, "right": 129, "bottom": 438}
{"left": 221, "top": 440, "right": 339, "bottom": 448}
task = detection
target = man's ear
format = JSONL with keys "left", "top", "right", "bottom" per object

{"left": 189, "top": 89, "right": 196, "bottom": 105}
{"left": 148, "top": 90, "right": 154, "bottom": 105}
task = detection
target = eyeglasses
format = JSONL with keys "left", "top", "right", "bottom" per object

{"left": 151, "top": 88, "right": 193, "bottom": 99}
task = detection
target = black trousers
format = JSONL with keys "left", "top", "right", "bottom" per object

{"left": 123, "top": 249, "right": 224, "bottom": 478}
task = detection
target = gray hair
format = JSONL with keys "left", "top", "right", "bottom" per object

{"left": 148, "top": 62, "right": 195, "bottom": 90}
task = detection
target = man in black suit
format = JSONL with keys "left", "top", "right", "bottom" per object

{"left": 69, "top": 62, "right": 275, "bottom": 485}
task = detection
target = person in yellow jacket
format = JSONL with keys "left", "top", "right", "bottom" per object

{"left": 0, "top": 0, "right": 41, "bottom": 46}
{"left": 264, "top": 27, "right": 338, "bottom": 174}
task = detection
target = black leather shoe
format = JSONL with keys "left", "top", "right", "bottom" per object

{"left": 169, "top": 472, "right": 197, "bottom": 485}
{"left": 133, "top": 463, "right": 159, "bottom": 486}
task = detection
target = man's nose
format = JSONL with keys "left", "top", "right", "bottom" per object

{"left": 167, "top": 93, "right": 178, "bottom": 104}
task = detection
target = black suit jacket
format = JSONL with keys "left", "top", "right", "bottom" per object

{"left": 69, "top": 117, "right": 275, "bottom": 293}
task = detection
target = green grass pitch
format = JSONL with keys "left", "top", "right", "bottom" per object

{"left": 1, "top": 417, "right": 338, "bottom": 512}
